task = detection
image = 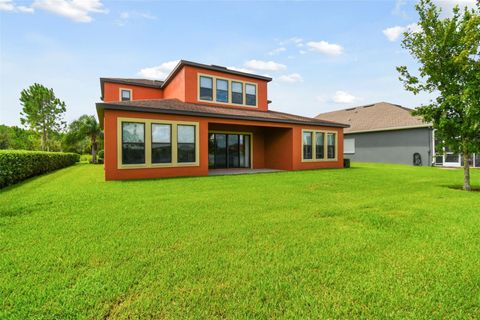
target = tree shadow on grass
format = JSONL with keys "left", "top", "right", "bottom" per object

{"left": 444, "top": 185, "right": 480, "bottom": 192}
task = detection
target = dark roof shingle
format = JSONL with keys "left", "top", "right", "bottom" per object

{"left": 97, "top": 99, "right": 349, "bottom": 128}
{"left": 316, "top": 102, "right": 430, "bottom": 133}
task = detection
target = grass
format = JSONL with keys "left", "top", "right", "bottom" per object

{"left": 1, "top": 163, "right": 479, "bottom": 319}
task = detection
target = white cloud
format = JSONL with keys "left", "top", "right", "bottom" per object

{"left": 244, "top": 59, "right": 286, "bottom": 72}
{"left": 279, "top": 37, "right": 304, "bottom": 47}
{"left": 17, "top": 5, "right": 34, "bottom": 12}
{"left": 32, "top": 0, "right": 107, "bottom": 23}
{"left": 268, "top": 47, "right": 286, "bottom": 56}
{"left": 332, "top": 91, "right": 357, "bottom": 103}
{"left": 306, "top": 41, "right": 344, "bottom": 56}
{"left": 227, "top": 66, "right": 255, "bottom": 74}
{"left": 0, "top": 0, "right": 34, "bottom": 13}
{"left": 138, "top": 60, "right": 179, "bottom": 80}
{"left": 382, "top": 23, "right": 421, "bottom": 42}
{"left": 392, "top": 0, "right": 408, "bottom": 18}
{"left": 116, "top": 10, "right": 156, "bottom": 26}
{"left": 0, "top": 0, "right": 14, "bottom": 11}
{"left": 434, "top": 0, "right": 477, "bottom": 11}
{"left": 276, "top": 73, "right": 303, "bottom": 83}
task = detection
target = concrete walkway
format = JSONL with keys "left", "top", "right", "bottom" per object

{"left": 208, "top": 168, "right": 283, "bottom": 176}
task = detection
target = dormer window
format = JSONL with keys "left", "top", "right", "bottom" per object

{"left": 120, "top": 89, "right": 132, "bottom": 101}
{"left": 199, "top": 76, "right": 213, "bottom": 101}
{"left": 231, "top": 81, "right": 243, "bottom": 105}
{"left": 216, "top": 79, "right": 228, "bottom": 103}
{"left": 246, "top": 84, "right": 256, "bottom": 106}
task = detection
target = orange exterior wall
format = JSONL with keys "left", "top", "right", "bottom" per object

{"left": 292, "top": 126, "right": 344, "bottom": 170}
{"left": 103, "top": 110, "right": 344, "bottom": 181}
{"left": 163, "top": 67, "right": 186, "bottom": 101}
{"left": 102, "top": 66, "right": 268, "bottom": 111}
{"left": 264, "top": 128, "right": 294, "bottom": 170}
{"left": 182, "top": 65, "right": 269, "bottom": 111}
{"left": 103, "top": 83, "right": 163, "bottom": 102}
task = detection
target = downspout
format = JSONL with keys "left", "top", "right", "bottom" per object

{"left": 428, "top": 127, "right": 433, "bottom": 166}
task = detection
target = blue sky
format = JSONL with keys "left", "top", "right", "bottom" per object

{"left": 0, "top": 0, "right": 475, "bottom": 126}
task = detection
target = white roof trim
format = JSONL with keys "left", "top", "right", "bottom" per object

{"left": 346, "top": 124, "right": 432, "bottom": 134}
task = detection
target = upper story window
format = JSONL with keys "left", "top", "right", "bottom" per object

{"left": 198, "top": 74, "right": 257, "bottom": 107}
{"left": 120, "top": 89, "right": 132, "bottom": 101}
{"left": 245, "top": 84, "right": 256, "bottom": 106}
{"left": 199, "top": 76, "right": 213, "bottom": 101}
{"left": 216, "top": 79, "right": 228, "bottom": 103}
{"left": 231, "top": 81, "right": 243, "bottom": 105}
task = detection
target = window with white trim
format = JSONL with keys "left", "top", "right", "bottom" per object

{"left": 344, "top": 138, "right": 355, "bottom": 154}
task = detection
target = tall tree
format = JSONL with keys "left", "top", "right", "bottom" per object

{"left": 397, "top": 0, "right": 480, "bottom": 191}
{"left": 19, "top": 83, "right": 66, "bottom": 151}
{"left": 65, "top": 115, "right": 103, "bottom": 163}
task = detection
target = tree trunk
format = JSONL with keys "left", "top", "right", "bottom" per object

{"left": 463, "top": 152, "right": 471, "bottom": 191}
{"left": 91, "top": 135, "right": 97, "bottom": 164}
{"left": 41, "top": 127, "right": 46, "bottom": 151}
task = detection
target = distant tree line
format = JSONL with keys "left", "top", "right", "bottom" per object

{"left": 1, "top": 83, "right": 103, "bottom": 163}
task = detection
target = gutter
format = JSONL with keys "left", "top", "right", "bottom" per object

{"left": 345, "top": 124, "right": 432, "bottom": 134}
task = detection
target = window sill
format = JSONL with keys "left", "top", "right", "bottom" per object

{"left": 118, "top": 162, "right": 199, "bottom": 169}
{"left": 301, "top": 158, "right": 338, "bottom": 163}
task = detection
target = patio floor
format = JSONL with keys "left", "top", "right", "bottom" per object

{"left": 208, "top": 168, "right": 283, "bottom": 176}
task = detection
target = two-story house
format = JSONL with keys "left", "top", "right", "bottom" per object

{"left": 96, "top": 60, "right": 348, "bottom": 180}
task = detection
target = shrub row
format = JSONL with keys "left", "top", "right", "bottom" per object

{"left": 0, "top": 150, "right": 80, "bottom": 188}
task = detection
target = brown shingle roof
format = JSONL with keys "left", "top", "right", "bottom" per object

{"left": 96, "top": 99, "right": 349, "bottom": 128}
{"left": 100, "top": 78, "right": 164, "bottom": 87}
{"left": 315, "top": 102, "right": 430, "bottom": 133}
{"left": 100, "top": 78, "right": 165, "bottom": 99}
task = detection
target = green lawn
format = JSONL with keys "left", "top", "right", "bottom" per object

{"left": 1, "top": 164, "right": 479, "bottom": 319}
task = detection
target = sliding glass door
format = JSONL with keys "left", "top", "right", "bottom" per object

{"left": 209, "top": 133, "right": 251, "bottom": 169}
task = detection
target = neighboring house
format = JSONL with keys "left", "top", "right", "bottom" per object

{"left": 96, "top": 60, "right": 348, "bottom": 180}
{"left": 316, "top": 102, "right": 479, "bottom": 167}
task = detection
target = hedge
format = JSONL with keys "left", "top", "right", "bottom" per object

{"left": 0, "top": 150, "right": 80, "bottom": 188}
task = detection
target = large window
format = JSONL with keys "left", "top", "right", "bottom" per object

{"left": 303, "top": 131, "right": 313, "bottom": 160}
{"left": 216, "top": 79, "right": 228, "bottom": 103}
{"left": 327, "top": 133, "right": 336, "bottom": 159}
{"left": 151, "top": 124, "right": 171, "bottom": 163}
{"left": 118, "top": 118, "right": 198, "bottom": 168}
{"left": 231, "top": 81, "right": 243, "bottom": 105}
{"left": 177, "top": 125, "right": 196, "bottom": 163}
{"left": 316, "top": 132, "right": 325, "bottom": 159}
{"left": 121, "top": 89, "right": 131, "bottom": 101}
{"left": 302, "top": 130, "right": 337, "bottom": 161}
{"left": 245, "top": 84, "right": 256, "bottom": 106}
{"left": 122, "top": 122, "right": 145, "bottom": 164}
{"left": 199, "top": 76, "right": 213, "bottom": 101}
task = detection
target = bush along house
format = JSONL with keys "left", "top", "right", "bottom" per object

{"left": 96, "top": 60, "right": 349, "bottom": 180}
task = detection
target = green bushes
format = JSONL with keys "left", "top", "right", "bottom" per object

{"left": 0, "top": 150, "right": 80, "bottom": 188}
{"left": 79, "top": 154, "right": 92, "bottom": 163}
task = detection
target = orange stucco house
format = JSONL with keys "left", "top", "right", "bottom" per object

{"left": 96, "top": 60, "right": 348, "bottom": 180}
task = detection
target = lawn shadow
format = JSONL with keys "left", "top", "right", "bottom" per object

{"left": 444, "top": 185, "right": 480, "bottom": 192}
{"left": 0, "top": 163, "right": 88, "bottom": 193}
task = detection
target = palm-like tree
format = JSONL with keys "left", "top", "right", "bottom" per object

{"left": 66, "top": 115, "right": 103, "bottom": 163}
